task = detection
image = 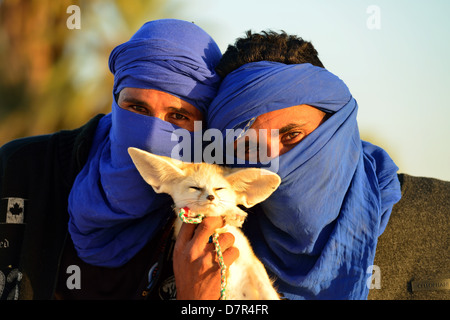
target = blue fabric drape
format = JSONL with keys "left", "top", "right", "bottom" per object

{"left": 208, "top": 61, "right": 401, "bottom": 299}
{"left": 68, "top": 19, "right": 221, "bottom": 267}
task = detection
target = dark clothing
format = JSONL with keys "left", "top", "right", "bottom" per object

{"left": 0, "top": 116, "right": 448, "bottom": 299}
{"left": 0, "top": 115, "right": 176, "bottom": 300}
{"left": 54, "top": 223, "right": 174, "bottom": 300}
{"left": 368, "top": 174, "right": 450, "bottom": 300}
{"left": 0, "top": 115, "right": 103, "bottom": 299}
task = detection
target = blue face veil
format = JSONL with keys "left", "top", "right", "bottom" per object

{"left": 68, "top": 19, "right": 221, "bottom": 267}
{"left": 207, "top": 61, "right": 401, "bottom": 299}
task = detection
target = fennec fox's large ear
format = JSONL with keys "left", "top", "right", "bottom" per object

{"left": 225, "top": 168, "right": 281, "bottom": 208}
{"left": 128, "top": 147, "right": 185, "bottom": 194}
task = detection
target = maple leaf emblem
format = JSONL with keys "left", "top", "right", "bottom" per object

{"left": 9, "top": 203, "right": 23, "bottom": 216}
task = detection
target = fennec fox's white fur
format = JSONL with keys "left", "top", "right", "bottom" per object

{"left": 128, "top": 147, "right": 280, "bottom": 300}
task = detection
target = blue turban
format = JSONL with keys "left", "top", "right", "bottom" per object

{"left": 68, "top": 19, "right": 221, "bottom": 267}
{"left": 109, "top": 19, "right": 221, "bottom": 113}
{"left": 208, "top": 61, "right": 401, "bottom": 299}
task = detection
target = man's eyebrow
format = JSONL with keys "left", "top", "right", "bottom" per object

{"left": 120, "top": 96, "right": 150, "bottom": 107}
{"left": 120, "top": 97, "right": 194, "bottom": 117}
{"left": 277, "top": 123, "right": 307, "bottom": 135}
{"left": 167, "top": 106, "right": 194, "bottom": 117}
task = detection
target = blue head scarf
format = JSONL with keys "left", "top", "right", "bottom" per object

{"left": 68, "top": 19, "right": 221, "bottom": 267}
{"left": 208, "top": 61, "right": 401, "bottom": 299}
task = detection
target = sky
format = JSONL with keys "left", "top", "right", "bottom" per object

{"left": 160, "top": 0, "right": 450, "bottom": 181}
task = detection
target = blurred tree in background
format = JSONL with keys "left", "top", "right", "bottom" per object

{"left": 0, "top": 0, "right": 168, "bottom": 145}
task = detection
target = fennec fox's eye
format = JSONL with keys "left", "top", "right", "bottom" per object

{"left": 189, "top": 186, "right": 202, "bottom": 191}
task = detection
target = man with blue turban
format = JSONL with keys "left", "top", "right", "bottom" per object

{"left": 205, "top": 30, "right": 397, "bottom": 300}
{"left": 209, "top": 60, "right": 402, "bottom": 300}
{"left": 0, "top": 19, "right": 236, "bottom": 300}
{"left": 207, "top": 30, "right": 449, "bottom": 300}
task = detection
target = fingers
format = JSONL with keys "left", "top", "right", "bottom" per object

{"left": 222, "top": 246, "right": 239, "bottom": 267}
{"left": 206, "top": 232, "right": 240, "bottom": 267}
{"left": 191, "top": 216, "right": 224, "bottom": 247}
{"left": 175, "top": 216, "right": 223, "bottom": 252}
{"left": 173, "top": 216, "right": 241, "bottom": 299}
{"left": 212, "top": 232, "right": 235, "bottom": 250}
{"left": 175, "top": 215, "right": 239, "bottom": 268}
{"left": 176, "top": 221, "right": 197, "bottom": 248}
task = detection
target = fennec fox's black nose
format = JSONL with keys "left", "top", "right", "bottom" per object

{"left": 206, "top": 195, "right": 215, "bottom": 201}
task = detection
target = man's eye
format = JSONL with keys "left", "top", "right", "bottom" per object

{"left": 171, "top": 113, "right": 189, "bottom": 120}
{"left": 130, "top": 105, "right": 148, "bottom": 114}
{"left": 281, "top": 131, "right": 303, "bottom": 144}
